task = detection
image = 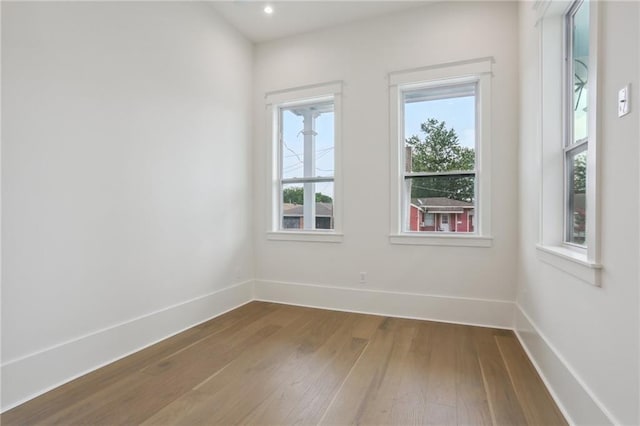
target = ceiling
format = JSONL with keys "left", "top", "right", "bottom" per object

{"left": 211, "top": 1, "right": 431, "bottom": 43}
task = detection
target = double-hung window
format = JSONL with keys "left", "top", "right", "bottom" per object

{"left": 389, "top": 58, "right": 493, "bottom": 247}
{"left": 265, "top": 82, "right": 343, "bottom": 243}
{"left": 402, "top": 82, "right": 477, "bottom": 234}
{"left": 536, "top": 0, "right": 601, "bottom": 285}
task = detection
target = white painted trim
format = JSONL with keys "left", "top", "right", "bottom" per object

{"left": 536, "top": 244, "right": 602, "bottom": 285}
{"left": 514, "top": 304, "right": 618, "bottom": 426}
{"left": 389, "top": 57, "right": 494, "bottom": 86}
{"left": 0, "top": 280, "right": 255, "bottom": 412}
{"left": 389, "top": 58, "right": 493, "bottom": 241}
{"left": 266, "top": 231, "right": 343, "bottom": 243}
{"left": 254, "top": 279, "right": 513, "bottom": 329}
{"left": 265, "top": 81, "right": 343, "bottom": 238}
{"left": 389, "top": 233, "right": 492, "bottom": 247}
{"left": 535, "top": 0, "right": 572, "bottom": 24}
{"left": 11, "top": 279, "right": 618, "bottom": 425}
{"left": 265, "top": 81, "right": 343, "bottom": 106}
{"left": 538, "top": 0, "right": 601, "bottom": 276}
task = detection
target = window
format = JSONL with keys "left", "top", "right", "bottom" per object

{"left": 424, "top": 212, "right": 435, "bottom": 227}
{"left": 536, "top": 0, "right": 601, "bottom": 285}
{"left": 389, "top": 58, "right": 493, "bottom": 247}
{"left": 564, "top": 0, "right": 589, "bottom": 247}
{"left": 265, "top": 82, "right": 343, "bottom": 243}
{"left": 402, "top": 83, "right": 477, "bottom": 234}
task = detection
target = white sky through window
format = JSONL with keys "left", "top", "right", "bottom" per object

{"left": 282, "top": 109, "right": 335, "bottom": 199}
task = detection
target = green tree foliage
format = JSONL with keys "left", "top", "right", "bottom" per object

{"left": 570, "top": 151, "right": 587, "bottom": 244}
{"left": 406, "top": 118, "right": 475, "bottom": 202}
{"left": 283, "top": 187, "right": 332, "bottom": 204}
{"left": 572, "top": 151, "right": 586, "bottom": 194}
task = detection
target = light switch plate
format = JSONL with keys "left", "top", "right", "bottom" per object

{"left": 618, "top": 84, "right": 630, "bottom": 117}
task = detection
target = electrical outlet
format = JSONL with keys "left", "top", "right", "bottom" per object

{"left": 359, "top": 272, "right": 367, "bottom": 284}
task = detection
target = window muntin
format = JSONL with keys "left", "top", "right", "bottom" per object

{"left": 565, "top": 0, "right": 589, "bottom": 246}
{"left": 278, "top": 99, "right": 335, "bottom": 231}
{"left": 401, "top": 82, "right": 477, "bottom": 234}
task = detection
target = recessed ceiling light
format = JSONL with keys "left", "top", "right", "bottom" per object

{"left": 264, "top": 5, "right": 274, "bottom": 15}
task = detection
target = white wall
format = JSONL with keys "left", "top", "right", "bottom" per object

{"left": 1, "top": 1, "right": 253, "bottom": 409}
{"left": 517, "top": 2, "right": 639, "bottom": 425}
{"left": 252, "top": 2, "right": 520, "bottom": 322}
{"left": 4, "top": 1, "right": 636, "bottom": 421}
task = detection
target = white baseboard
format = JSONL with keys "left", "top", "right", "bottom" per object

{"left": 513, "top": 304, "right": 617, "bottom": 426}
{"left": 9, "top": 279, "right": 615, "bottom": 425}
{"left": 254, "top": 279, "right": 514, "bottom": 329}
{"left": 0, "top": 280, "right": 254, "bottom": 412}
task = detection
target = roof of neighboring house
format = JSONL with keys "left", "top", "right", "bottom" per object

{"left": 411, "top": 197, "right": 474, "bottom": 214}
{"left": 283, "top": 202, "right": 333, "bottom": 217}
{"left": 413, "top": 197, "right": 474, "bottom": 208}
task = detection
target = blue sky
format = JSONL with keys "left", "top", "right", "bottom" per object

{"left": 281, "top": 109, "right": 334, "bottom": 198}
{"left": 281, "top": 95, "right": 475, "bottom": 200}
{"left": 404, "top": 95, "right": 475, "bottom": 149}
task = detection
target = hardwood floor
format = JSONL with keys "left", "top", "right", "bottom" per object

{"left": 2, "top": 302, "right": 567, "bottom": 425}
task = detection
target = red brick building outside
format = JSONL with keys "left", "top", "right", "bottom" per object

{"left": 408, "top": 197, "right": 474, "bottom": 233}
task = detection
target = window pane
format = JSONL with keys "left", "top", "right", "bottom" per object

{"left": 281, "top": 109, "right": 304, "bottom": 179}
{"left": 567, "top": 148, "right": 587, "bottom": 245}
{"left": 315, "top": 181, "right": 334, "bottom": 230}
{"left": 281, "top": 182, "right": 334, "bottom": 230}
{"left": 282, "top": 183, "right": 304, "bottom": 230}
{"left": 571, "top": 0, "right": 589, "bottom": 144}
{"left": 404, "top": 175, "right": 475, "bottom": 233}
{"left": 404, "top": 84, "right": 476, "bottom": 173}
{"left": 281, "top": 102, "right": 334, "bottom": 180}
{"left": 315, "top": 111, "right": 334, "bottom": 177}
{"left": 425, "top": 213, "right": 435, "bottom": 226}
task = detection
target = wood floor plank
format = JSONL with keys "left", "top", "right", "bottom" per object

{"left": 351, "top": 321, "right": 419, "bottom": 425}
{"left": 193, "top": 310, "right": 352, "bottom": 425}
{"left": 240, "top": 314, "right": 371, "bottom": 425}
{"left": 3, "top": 303, "right": 567, "bottom": 426}
{"left": 384, "top": 321, "right": 463, "bottom": 426}
{"left": 318, "top": 317, "right": 418, "bottom": 425}
{"left": 350, "top": 312, "right": 386, "bottom": 340}
{"left": 74, "top": 305, "right": 310, "bottom": 425}
{"left": 0, "top": 301, "right": 279, "bottom": 426}
{"left": 142, "top": 307, "right": 343, "bottom": 425}
{"left": 386, "top": 320, "right": 433, "bottom": 425}
{"left": 455, "top": 325, "right": 493, "bottom": 426}
{"left": 474, "top": 328, "right": 528, "bottom": 426}
{"left": 20, "top": 303, "right": 288, "bottom": 425}
{"left": 41, "top": 321, "right": 283, "bottom": 425}
{"left": 424, "top": 322, "right": 458, "bottom": 407}
{"left": 141, "top": 303, "right": 303, "bottom": 378}
{"left": 496, "top": 335, "right": 568, "bottom": 426}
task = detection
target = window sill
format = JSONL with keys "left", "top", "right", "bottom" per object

{"left": 389, "top": 233, "right": 493, "bottom": 247}
{"left": 267, "top": 231, "right": 343, "bottom": 243}
{"left": 536, "top": 244, "right": 602, "bottom": 286}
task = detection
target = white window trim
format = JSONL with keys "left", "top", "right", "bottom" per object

{"left": 536, "top": 0, "right": 601, "bottom": 286}
{"left": 265, "top": 81, "right": 343, "bottom": 243}
{"left": 388, "top": 57, "right": 493, "bottom": 248}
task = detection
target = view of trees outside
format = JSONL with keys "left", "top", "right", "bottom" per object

{"left": 283, "top": 186, "right": 332, "bottom": 204}
{"left": 405, "top": 118, "right": 475, "bottom": 202}
{"left": 569, "top": 150, "right": 587, "bottom": 244}
{"left": 402, "top": 82, "right": 477, "bottom": 234}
